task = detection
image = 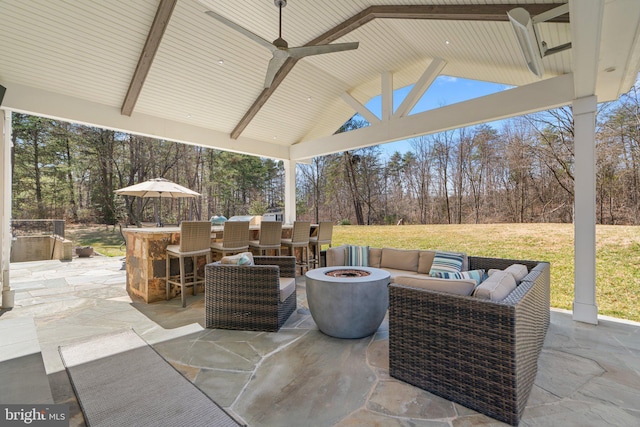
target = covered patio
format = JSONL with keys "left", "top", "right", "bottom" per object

{"left": 2, "top": 1, "right": 640, "bottom": 324}
{"left": 2, "top": 1, "right": 640, "bottom": 423}
{"left": 2, "top": 255, "right": 639, "bottom": 425}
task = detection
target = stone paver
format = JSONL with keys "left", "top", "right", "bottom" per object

{"left": 1, "top": 256, "right": 639, "bottom": 426}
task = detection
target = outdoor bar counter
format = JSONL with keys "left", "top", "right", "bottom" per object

{"left": 122, "top": 224, "right": 300, "bottom": 303}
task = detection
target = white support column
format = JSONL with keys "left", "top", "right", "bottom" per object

{"left": 283, "top": 159, "right": 297, "bottom": 224}
{"left": 381, "top": 71, "right": 393, "bottom": 121}
{"left": 1, "top": 109, "right": 14, "bottom": 309}
{"left": 573, "top": 95, "right": 598, "bottom": 324}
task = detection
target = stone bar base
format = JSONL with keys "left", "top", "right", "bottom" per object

{"left": 124, "top": 228, "right": 181, "bottom": 303}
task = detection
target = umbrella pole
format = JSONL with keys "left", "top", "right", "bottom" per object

{"left": 158, "top": 193, "right": 164, "bottom": 227}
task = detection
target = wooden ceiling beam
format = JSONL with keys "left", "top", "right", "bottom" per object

{"left": 121, "top": 0, "right": 177, "bottom": 116}
{"left": 229, "top": 3, "right": 569, "bottom": 139}
{"left": 366, "top": 4, "right": 569, "bottom": 23}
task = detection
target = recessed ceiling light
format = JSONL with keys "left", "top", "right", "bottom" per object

{"left": 445, "top": 40, "right": 450, "bottom": 45}
{"left": 306, "top": 96, "right": 312, "bottom": 101}
{"left": 186, "top": 114, "right": 192, "bottom": 118}
{"left": 217, "top": 59, "right": 224, "bottom": 65}
{"left": 273, "top": 136, "right": 277, "bottom": 140}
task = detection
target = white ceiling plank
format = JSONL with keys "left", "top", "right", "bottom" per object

{"left": 3, "top": 82, "right": 289, "bottom": 160}
{"left": 392, "top": 57, "right": 447, "bottom": 119}
{"left": 1, "top": 1, "right": 639, "bottom": 150}
{"left": 597, "top": 0, "right": 640, "bottom": 101}
{"left": 291, "top": 73, "right": 575, "bottom": 160}
{"left": 340, "top": 92, "right": 381, "bottom": 124}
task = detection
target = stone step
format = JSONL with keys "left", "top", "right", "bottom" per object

{"left": 0, "top": 316, "right": 54, "bottom": 404}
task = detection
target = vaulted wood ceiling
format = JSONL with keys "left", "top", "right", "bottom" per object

{"left": 1, "top": 1, "right": 639, "bottom": 161}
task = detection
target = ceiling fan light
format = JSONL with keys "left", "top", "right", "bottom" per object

{"left": 508, "top": 7, "right": 544, "bottom": 78}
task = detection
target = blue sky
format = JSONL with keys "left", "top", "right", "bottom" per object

{"left": 363, "top": 76, "right": 512, "bottom": 156}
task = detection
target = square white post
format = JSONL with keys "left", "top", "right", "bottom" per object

{"left": 572, "top": 96, "right": 598, "bottom": 324}
{"left": 283, "top": 159, "right": 296, "bottom": 224}
{"left": 1, "top": 109, "right": 14, "bottom": 308}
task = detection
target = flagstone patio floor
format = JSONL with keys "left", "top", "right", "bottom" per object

{"left": 1, "top": 255, "right": 639, "bottom": 426}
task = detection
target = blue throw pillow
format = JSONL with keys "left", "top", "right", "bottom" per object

{"left": 429, "top": 251, "right": 464, "bottom": 274}
{"left": 431, "top": 269, "right": 486, "bottom": 286}
{"left": 347, "top": 245, "right": 369, "bottom": 266}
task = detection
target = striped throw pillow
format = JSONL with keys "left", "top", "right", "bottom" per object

{"left": 347, "top": 245, "right": 369, "bottom": 266}
{"left": 429, "top": 251, "right": 464, "bottom": 274}
{"left": 431, "top": 269, "right": 486, "bottom": 286}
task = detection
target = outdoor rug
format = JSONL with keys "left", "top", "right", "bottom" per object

{"left": 59, "top": 329, "right": 242, "bottom": 427}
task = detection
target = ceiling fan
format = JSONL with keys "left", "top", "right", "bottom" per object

{"left": 205, "top": 0, "right": 359, "bottom": 88}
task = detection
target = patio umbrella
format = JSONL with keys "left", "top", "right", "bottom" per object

{"left": 114, "top": 178, "right": 200, "bottom": 227}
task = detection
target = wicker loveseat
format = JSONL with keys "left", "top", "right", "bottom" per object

{"left": 205, "top": 256, "right": 297, "bottom": 332}
{"left": 389, "top": 256, "right": 550, "bottom": 426}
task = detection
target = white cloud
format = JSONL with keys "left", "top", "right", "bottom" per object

{"left": 439, "top": 76, "right": 458, "bottom": 83}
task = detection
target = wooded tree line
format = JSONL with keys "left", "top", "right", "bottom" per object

{"left": 11, "top": 117, "right": 285, "bottom": 225}
{"left": 298, "top": 85, "right": 640, "bottom": 226}
{"left": 10, "top": 82, "right": 640, "bottom": 226}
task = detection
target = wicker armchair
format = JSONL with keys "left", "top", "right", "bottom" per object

{"left": 205, "top": 256, "right": 297, "bottom": 332}
{"left": 389, "top": 256, "right": 550, "bottom": 426}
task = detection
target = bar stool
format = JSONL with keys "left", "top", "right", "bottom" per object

{"left": 281, "top": 221, "right": 311, "bottom": 274}
{"left": 166, "top": 221, "right": 212, "bottom": 307}
{"left": 249, "top": 221, "right": 282, "bottom": 255}
{"left": 309, "top": 221, "right": 333, "bottom": 268}
{"left": 211, "top": 221, "right": 250, "bottom": 258}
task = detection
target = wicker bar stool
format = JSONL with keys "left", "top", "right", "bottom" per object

{"left": 166, "top": 221, "right": 212, "bottom": 307}
{"left": 211, "top": 221, "right": 250, "bottom": 259}
{"left": 309, "top": 221, "right": 333, "bottom": 268}
{"left": 281, "top": 221, "right": 311, "bottom": 274}
{"left": 249, "top": 220, "right": 282, "bottom": 256}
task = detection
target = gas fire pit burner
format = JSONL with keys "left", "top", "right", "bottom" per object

{"left": 324, "top": 269, "right": 371, "bottom": 278}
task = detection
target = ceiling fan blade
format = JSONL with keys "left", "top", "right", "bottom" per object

{"left": 205, "top": 10, "right": 276, "bottom": 52}
{"left": 287, "top": 42, "right": 359, "bottom": 59}
{"left": 264, "top": 53, "right": 290, "bottom": 88}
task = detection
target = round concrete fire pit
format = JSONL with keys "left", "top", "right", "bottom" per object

{"left": 305, "top": 266, "right": 390, "bottom": 339}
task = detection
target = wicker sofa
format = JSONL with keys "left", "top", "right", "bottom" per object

{"left": 326, "top": 245, "right": 472, "bottom": 284}
{"left": 389, "top": 256, "right": 550, "bottom": 426}
{"left": 205, "top": 256, "right": 297, "bottom": 332}
{"left": 326, "top": 246, "right": 550, "bottom": 425}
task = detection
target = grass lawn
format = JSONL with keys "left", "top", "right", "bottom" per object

{"left": 331, "top": 223, "right": 640, "bottom": 322}
{"left": 66, "top": 225, "right": 126, "bottom": 258}
{"left": 65, "top": 223, "right": 640, "bottom": 322}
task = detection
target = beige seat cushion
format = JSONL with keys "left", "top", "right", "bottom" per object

{"left": 368, "top": 247, "right": 382, "bottom": 268}
{"left": 418, "top": 251, "right": 436, "bottom": 274}
{"left": 504, "top": 264, "right": 529, "bottom": 281}
{"left": 279, "top": 277, "right": 296, "bottom": 302}
{"left": 488, "top": 264, "right": 529, "bottom": 283}
{"left": 380, "top": 248, "right": 420, "bottom": 272}
{"left": 395, "top": 275, "right": 476, "bottom": 296}
{"left": 473, "top": 271, "right": 516, "bottom": 301}
{"left": 384, "top": 269, "right": 419, "bottom": 283}
{"left": 326, "top": 246, "right": 347, "bottom": 266}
